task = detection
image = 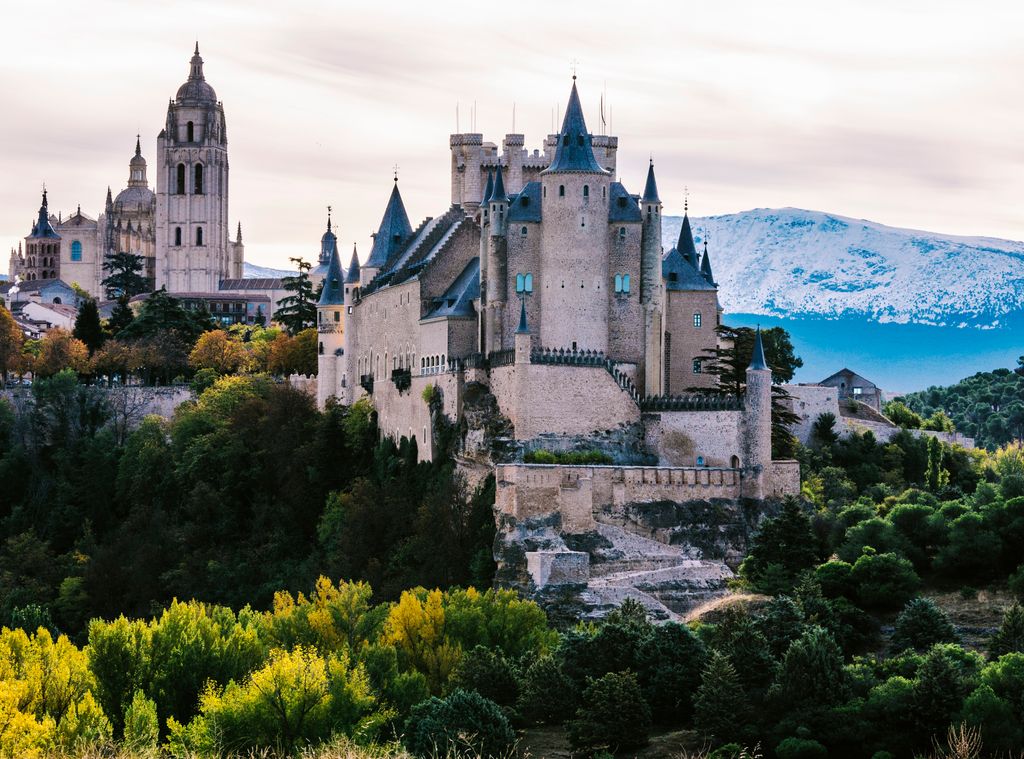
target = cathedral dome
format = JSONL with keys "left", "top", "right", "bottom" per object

{"left": 114, "top": 186, "right": 155, "bottom": 209}
{"left": 175, "top": 43, "right": 217, "bottom": 104}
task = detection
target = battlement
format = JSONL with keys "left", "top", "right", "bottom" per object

{"left": 449, "top": 133, "right": 483, "bottom": 146}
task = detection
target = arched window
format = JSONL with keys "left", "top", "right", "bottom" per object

{"left": 614, "top": 274, "right": 622, "bottom": 293}
{"left": 196, "top": 227, "right": 204, "bottom": 246}
{"left": 618, "top": 227, "right": 626, "bottom": 241}
{"left": 731, "top": 455, "right": 740, "bottom": 469}
{"left": 70, "top": 241, "right": 82, "bottom": 261}
{"left": 53, "top": 297, "right": 62, "bottom": 304}
{"left": 516, "top": 273, "right": 525, "bottom": 293}
{"left": 696, "top": 456, "right": 705, "bottom": 467}
{"left": 194, "top": 164, "right": 204, "bottom": 194}
{"left": 176, "top": 163, "right": 186, "bottom": 194}
{"left": 583, "top": 185, "right": 589, "bottom": 198}
{"left": 520, "top": 226, "right": 528, "bottom": 236}
{"left": 318, "top": 342, "right": 324, "bottom": 355}
{"left": 187, "top": 121, "right": 194, "bottom": 142}
{"left": 622, "top": 274, "right": 630, "bottom": 293}
{"left": 558, "top": 185, "right": 565, "bottom": 197}
{"left": 174, "top": 227, "right": 182, "bottom": 246}
{"left": 524, "top": 273, "right": 533, "bottom": 293}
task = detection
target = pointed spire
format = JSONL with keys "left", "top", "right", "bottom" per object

{"left": 642, "top": 158, "right": 660, "bottom": 203}
{"left": 677, "top": 212, "right": 698, "bottom": 268}
{"left": 365, "top": 179, "right": 413, "bottom": 270}
{"left": 542, "top": 79, "right": 607, "bottom": 175}
{"left": 194, "top": 41, "right": 200, "bottom": 55}
{"left": 318, "top": 232, "right": 345, "bottom": 307}
{"left": 488, "top": 162, "right": 506, "bottom": 203}
{"left": 236, "top": 221, "right": 243, "bottom": 243}
{"left": 106, "top": 186, "right": 113, "bottom": 208}
{"left": 749, "top": 327, "right": 769, "bottom": 371}
{"left": 135, "top": 134, "right": 141, "bottom": 156}
{"left": 326, "top": 205, "right": 333, "bottom": 233}
{"left": 30, "top": 188, "right": 58, "bottom": 239}
{"left": 481, "top": 169, "right": 494, "bottom": 206}
{"left": 189, "top": 42, "right": 205, "bottom": 81}
{"left": 345, "top": 243, "right": 361, "bottom": 283}
{"left": 516, "top": 297, "right": 529, "bottom": 334}
{"left": 700, "top": 237, "right": 715, "bottom": 285}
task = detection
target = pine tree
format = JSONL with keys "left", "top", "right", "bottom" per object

{"left": 771, "top": 625, "right": 848, "bottom": 711}
{"left": 989, "top": 602, "right": 1024, "bottom": 659}
{"left": 891, "top": 597, "right": 957, "bottom": 652}
{"left": 273, "top": 257, "right": 316, "bottom": 335}
{"left": 108, "top": 297, "right": 135, "bottom": 336}
{"left": 694, "top": 649, "right": 751, "bottom": 742}
{"left": 102, "top": 249, "right": 148, "bottom": 299}
{"left": 73, "top": 299, "right": 105, "bottom": 355}
{"left": 926, "top": 436, "right": 949, "bottom": 492}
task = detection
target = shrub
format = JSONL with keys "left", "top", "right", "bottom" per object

{"left": 190, "top": 366, "right": 219, "bottom": 394}
{"left": 934, "top": 512, "right": 1001, "bottom": 582}
{"left": 516, "top": 654, "right": 576, "bottom": 725}
{"left": 961, "top": 684, "right": 1023, "bottom": 752}
{"left": 568, "top": 671, "right": 651, "bottom": 755}
{"left": 123, "top": 689, "right": 159, "bottom": 749}
{"left": 891, "top": 598, "right": 957, "bottom": 652}
{"left": 776, "top": 737, "right": 828, "bottom": 759}
{"left": 814, "top": 561, "right": 853, "bottom": 599}
{"left": 403, "top": 688, "right": 515, "bottom": 759}
{"left": 838, "top": 518, "right": 907, "bottom": 564}
{"left": 449, "top": 645, "right": 517, "bottom": 708}
{"left": 850, "top": 550, "right": 920, "bottom": 611}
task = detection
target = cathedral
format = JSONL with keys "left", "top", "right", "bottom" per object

{"left": 8, "top": 45, "right": 244, "bottom": 301}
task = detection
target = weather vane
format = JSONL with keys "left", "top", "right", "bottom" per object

{"left": 570, "top": 58, "right": 579, "bottom": 80}
{"left": 392, "top": 164, "right": 400, "bottom": 182}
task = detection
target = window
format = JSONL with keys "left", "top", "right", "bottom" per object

{"left": 334, "top": 310, "right": 340, "bottom": 322}
{"left": 583, "top": 185, "right": 589, "bottom": 198}
{"left": 696, "top": 456, "right": 705, "bottom": 467}
{"left": 614, "top": 274, "right": 622, "bottom": 293}
{"left": 194, "top": 164, "right": 204, "bottom": 194}
{"left": 731, "top": 455, "right": 740, "bottom": 468}
{"left": 613, "top": 274, "right": 631, "bottom": 294}
{"left": 558, "top": 185, "right": 565, "bottom": 197}
{"left": 53, "top": 297, "right": 62, "bottom": 304}
{"left": 618, "top": 227, "right": 626, "bottom": 241}
{"left": 174, "top": 227, "right": 182, "bottom": 246}
{"left": 693, "top": 312, "right": 702, "bottom": 328}
{"left": 318, "top": 341, "right": 324, "bottom": 355}
{"left": 524, "top": 273, "right": 533, "bottom": 293}
{"left": 70, "top": 240, "right": 82, "bottom": 261}
{"left": 852, "top": 387, "right": 863, "bottom": 396}
{"left": 516, "top": 273, "right": 525, "bottom": 293}
{"left": 187, "top": 121, "right": 194, "bottom": 142}
{"left": 622, "top": 274, "right": 630, "bottom": 293}
{"left": 196, "top": 227, "right": 204, "bottom": 246}
{"left": 176, "top": 164, "right": 186, "bottom": 194}
{"left": 520, "top": 226, "right": 527, "bottom": 236}
{"left": 692, "top": 358, "right": 702, "bottom": 374}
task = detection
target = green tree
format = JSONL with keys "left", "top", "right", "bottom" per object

{"left": 925, "top": 436, "right": 949, "bottom": 492}
{"left": 568, "top": 671, "right": 652, "bottom": 755}
{"left": 770, "top": 626, "right": 847, "bottom": 712}
{"left": 72, "top": 298, "right": 105, "bottom": 356}
{"left": 739, "top": 498, "right": 818, "bottom": 594}
{"left": 116, "top": 289, "right": 212, "bottom": 345}
{"left": 0, "top": 305, "right": 24, "bottom": 381}
{"left": 403, "top": 688, "right": 515, "bottom": 759}
{"left": 989, "top": 603, "right": 1024, "bottom": 659}
{"left": 884, "top": 400, "right": 923, "bottom": 429}
{"left": 850, "top": 550, "right": 920, "bottom": 611}
{"left": 891, "top": 598, "right": 958, "bottom": 652}
{"left": 273, "top": 257, "right": 317, "bottom": 335}
{"left": 449, "top": 645, "right": 518, "bottom": 709}
{"left": 516, "top": 654, "right": 576, "bottom": 725}
{"left": 694, "top": 650, "right": 751, "bottom": 744}
{"left": 101, "top": 249, "right": 148, "bottom": 299}
{"left": 107, "top": 297, "right": 135, "bottom": 336}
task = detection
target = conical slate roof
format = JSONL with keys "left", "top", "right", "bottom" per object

{"left": 30, "top": 190, "right": 59, "bottom": 239}
{"left": 318, "top": 234, "right": 345, "bottom": 306}
{"left": 481, "top": 169, "right": 494, "bottom": 206}
{"left": 542, "top": 80, "right": 607, "bottom": 175}
{"left": 345, "top": 244, "right": 361, "bottom": 284}
{"left": 700, "top": 241, "right": 715, "bottom": 285}
{"left": 365, "top": 181, "right": 413, "bottom": 270}
{"left": 677, "top": 213, "right": 699, "bottom": 268}
{"left": 642, "top": 160, "right": 660, "bottom": 203}
{"left": 749, "top": 327, "right": 769, "bottom": 371}
{"left": 488, "top": 164, "right": 506, "bottom": 203}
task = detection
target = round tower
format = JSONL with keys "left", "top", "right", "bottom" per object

{"left": 485, "top": 164, "right": 508, "bottom": 353}
{"left": 316, "top": 219, "right": 346, "bottom": 408}
{"left": 742, "top": 328, "right": 773, "bottom": 499}
{"left": 539, "top": 78, "right": 612, "bottom": 353}
{"left": 640, "top": 159, "right": 663, "bottom": 395}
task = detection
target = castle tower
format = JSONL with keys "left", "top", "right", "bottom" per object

{"left": 362, "top": 176, "right": 412, "bottom": 287}
{"left": 539, "top": 78, "right": 612, "bottom": 353}
{"left": 311, "top": 209, "right": 338, "bottom": 288}
{"left": 476, "top": 169, "right": 494, "bottom": 350}
{"left": 110, "top": 137, "right": 158, "bottom": 292}
{"left": 155, "top": 43, "right": 230, "bottom": 293}
{"left": 484, "top": 164, "right": 508, "bottom": 354}
{"left": 316, "top": 229, "right": 347, "bottom": 407}
{"left": 641, "top": 159, "right": 664, "bottom": 396}
{"left": 741, "top": 328, "right": 773, "bottom": 499}
{"left": 341, "top": 243, "right": 361, "bottom": 405}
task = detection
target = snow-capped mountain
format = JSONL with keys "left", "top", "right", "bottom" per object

{"left": 243, "top": 262, "right": 294, "bottom": 278}
{"left": 665, "top": 209, "right": 1024, "bottom": 328}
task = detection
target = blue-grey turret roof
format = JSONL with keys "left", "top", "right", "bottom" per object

{"left": 30, "top": 190, "right": 60, "bottom": 239}
{"left": 700, "top": 241, "right": 716, "bottom": 285}
{"left": 662, "top": 247, "right": 717, "bottom": 292}
{"left": 318, "top": 234, "right": 345, "bottom": 306}
{"left": 345, "top": 244, "right": 361, "bottom": 284}
{"left": 481, "top": 169, "right": 494, "bottom": 206}
{"left": 542, "top": 79, "right": 608, "bottom": 175}
{"left": 488, "top": 164, "right": 506, "bottom": 203}
{"left": 365, "top": 180, "right": 413, "bottom": 270}
{"left": 319, "top": 211, "right": 338, "bottom": 265}
{"left": 677, "top": 212, "right": 698, "bottom": 268}
{"left": 642, "top": 160, "right": 660, "bottom": 203}
{"left": 749, "top": 327, "right": 769, "bottom": 371}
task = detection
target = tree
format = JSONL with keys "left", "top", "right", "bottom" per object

{"left": 34, "top": 328, "right": 89, "bottom": 377}
{"left": 770, "top": 626, "right": 848, "bottom": 712}
{"left": 989, "top": 603, "right": 1024, "bottom": 659}
{"left": 884, "top": 400, "right": 923, "bottom": 429}
{"left": 273, "top": 257, "right": 316, "bottom": 335}
{"left": 739, "top": 498, "right": 819, "bottom": 593}
{"left": 403, "top": 688, "right": 515, "bottom": 759}
{"left": 0, "top": 306, "right": 24, "bottom": 381}
{"left": 107, "top": 298, "right": 135, "bottom": 336}
{"left": 568, "top": 671, "right": 652, "bottom": 755}
{"left": 117, "top": 289, "right": 212, "bottom": 345}
{"left": 267, "top": 328, "right": 318, "bottom": 376}
{"left": 694, "top": 650, "right": 751, "bottom": 743}
{"left": 925, "top": 436, "right": 949, "bottom": 492}
{"left": 101, "top": 249, "right": 148, "bottom": 299}
{"left": 891, "top": 598, "right": 958, "bottom": 652}
{"left": 850, "top": 550, "right": 920, "bottom": 611}
{"left": 188, "top": 330, "right": 248, "bottom": 374}
{"left": 73, "top": 299, "right": 105, "bottom": 356}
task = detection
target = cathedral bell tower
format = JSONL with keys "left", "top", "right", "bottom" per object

{"left": 155, "top": 43, "right": 230, "bottom": 292}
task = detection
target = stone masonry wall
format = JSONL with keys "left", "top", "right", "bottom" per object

{"left": 663, "top": 289, "right": 720, "bottom": 393}
{"left": 643, "top": 409, "right": 744, "bottom": 468}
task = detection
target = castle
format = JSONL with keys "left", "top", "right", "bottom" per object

{"left": 8, "top": 45, "right": 247, "bottom": 306}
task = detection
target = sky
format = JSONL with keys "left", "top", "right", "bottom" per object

{"left": 1, "top": 0, "right": 1021, "bottom": 269}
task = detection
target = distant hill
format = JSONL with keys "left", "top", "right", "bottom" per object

{"left": 669, "top": 209, "right": 1024, "bottom": 329}
{"left": 243, "top": 262, "right": 294, "bottom": 279}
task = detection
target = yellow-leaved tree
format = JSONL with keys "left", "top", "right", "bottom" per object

{"left": 188, "top": 329, "right": 248, "bottom": 374}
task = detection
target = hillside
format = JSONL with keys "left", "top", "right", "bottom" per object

{"left": 668, "top": 209, "right": 1024, "bottom": 328}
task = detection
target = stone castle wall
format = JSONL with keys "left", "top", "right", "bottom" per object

{"left": 643, "top": 409, "right": 744, "bottom": 468}
{"left": 662, "top": 289, "right": 720, "bottom": 393}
